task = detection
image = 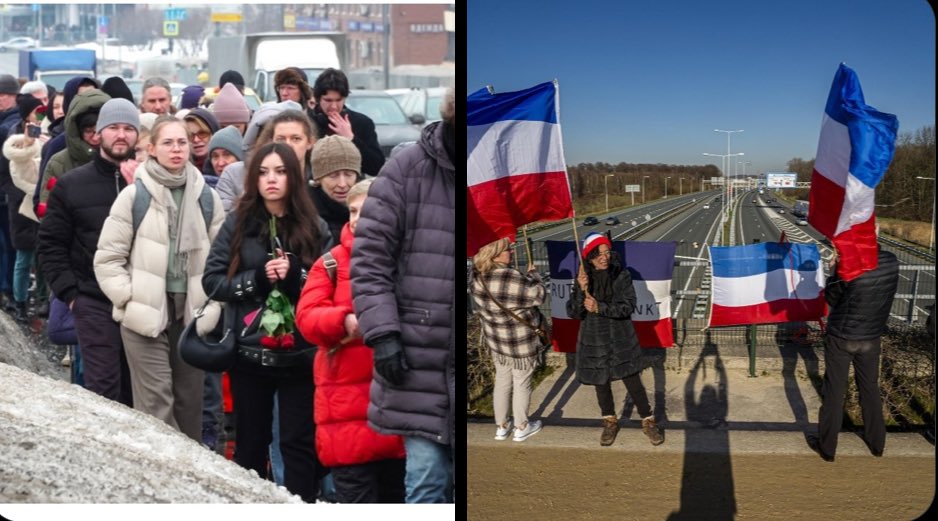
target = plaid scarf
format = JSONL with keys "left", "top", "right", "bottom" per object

{"left": 470, "top": 265, "right": 546, "bottom": 370}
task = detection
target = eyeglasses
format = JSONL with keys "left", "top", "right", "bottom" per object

{"left": 188, "top": 130, "right": 211, "bottom": 142}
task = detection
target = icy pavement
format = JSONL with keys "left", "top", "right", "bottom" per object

{"left": 0, "top": 313, "right": 301, "bottom": 503}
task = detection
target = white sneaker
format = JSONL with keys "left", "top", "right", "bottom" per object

{"left": 61, "top": 351, "right": 71, "bottom": 367}
{"left": 513, "top": 420, "right": 542, "bottom": 442}
{"left": 494, "top": 419, "right": 514, "bottom": 440}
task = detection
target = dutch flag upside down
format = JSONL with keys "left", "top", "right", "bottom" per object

{"left": 808, "top": 63, "right": 898, "bottom": 282}
{"left": 546, "top": 240, "right": 676, "bottom": 352}
{"left": 709, "top": 242, "right": 827, "bottom": 327}
{"left": 467, "top": 81, "right": 574, "bottom": 257}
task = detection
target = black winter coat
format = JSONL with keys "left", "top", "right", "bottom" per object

{"left": 310, "top": 106, "right": 385, "bottom": 177}
{"left": 309, "top": 186, "right": 348, "bottom": 246}
{"left": 37, "top": 153, "right": 128, "bottom": 304}
{"left": 567, "top": 257, "right": 644, "bottom": 386}
{"left": 825, "top": 249, "right": 899, "bottom": 341}
{"left": 0, "top": 107, "right": 21, "bottom": 199}
{"left": 202, "top": 211, "right": 332, "bottom": 375}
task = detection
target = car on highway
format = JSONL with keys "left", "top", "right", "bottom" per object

{"left": 703, "top": 204, "right": 710, "bottom": 209}
{"left": 583, "top": 216, "right": 599, "bottom": 226}
{"left": 778, "top": 209, "right": 785, "bottom": 214}
{"left": 797, "top": 219, "right": 808, "bottom": 226}
{"left": 345, "top": 89, "right": 423, "bottom": 158}
{"left": 605, "top": 216, "right": 620, "bottom": 226}
{"left": 752, "top": 198, "right": 757, "bottom": 203}
{"left": 0, "top": 37, "right": 37, "bottom": 52}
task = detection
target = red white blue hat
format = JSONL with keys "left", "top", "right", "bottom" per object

{"left": 582, "top": 232, "right": 612, "bottom": 259}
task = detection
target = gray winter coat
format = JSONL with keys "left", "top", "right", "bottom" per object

{"left": 567, "top": 257, "right": 644, "bottom": 386}
{"left": 351, "top": 121, "right": 454, "bottom": 445}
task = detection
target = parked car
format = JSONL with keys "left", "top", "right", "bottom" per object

{"left": 388, "top": 86, "right": 447, "bottom": 127}
{"left": 583, "top": 216, "right": 599, "bottom": 226}
{"left": 0, "top": 37, "right": 37, "bottom": 52}
{"left": 605, "top": 216, "right": 620, "bottom": 225}
{"left": 346, "top": 90, "right": 423, "bottom": 158}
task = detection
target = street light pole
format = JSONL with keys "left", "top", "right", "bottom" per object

{"left": 703, "top": 152, "right": 744, "bottom": 221}
{"left": 605, "top": 174, "right": 614, "bottom": 213}
{"left": 665, "top": 176, "right": 671, "bottom": 199}
{"left": 679, "top": 177, "right": 684, "bottom": 196}
{"left": 715, "top": 129, "right": 744, "bottom": 221}
{"left": 643, "top": 175, "right": 649, "bottom": 204}
{"left": 916, "top": 176, "right": 935, "bottom": 252}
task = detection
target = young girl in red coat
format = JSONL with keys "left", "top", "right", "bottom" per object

{"left": 296, "top": 177, "right": 406, "bottom": 503}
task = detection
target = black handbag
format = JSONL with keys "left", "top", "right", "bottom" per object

{"left": 179, "top": 287, "right": 237, "bottom": 372}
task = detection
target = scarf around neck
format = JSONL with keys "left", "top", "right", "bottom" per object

{"left": 143, "top": 158, "right": 208, "bottom": 276}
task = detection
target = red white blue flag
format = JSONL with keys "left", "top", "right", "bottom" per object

{"left": 467, "top": 81, "right": 574, "bottom": 257}
{"left": 709, "top": 242, "right": 827, "bottom": 327}
{"left": 546, "top": 240, "right": 676, "bottom": 352}
{"left": 808, "top": 64, "right": 899, "bottom": 281}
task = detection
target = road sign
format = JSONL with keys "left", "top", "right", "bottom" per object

{"left": 163, "top": 21, "right": 179, "bottom": 37}
{"left": 625, "top": 184, "right": 640, "bottom": 193}
{"left": 164, "top": 8, "right": 186, "bottom": 21}
{"left": 211, "top": 12, "right": 243, "bottom": 23}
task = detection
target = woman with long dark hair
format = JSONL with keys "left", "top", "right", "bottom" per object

{"left": 567, "top": 232, "right": 664, "bottom": 447}
{"left": 202, "top": 142, "right": 325, "bottom": 502}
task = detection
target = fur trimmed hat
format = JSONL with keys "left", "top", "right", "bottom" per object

{"left": 581, "top": 232, "right": 613, "bottom": 260}
{"left": 273, "top": 67, "right": 313, "bottom": 102}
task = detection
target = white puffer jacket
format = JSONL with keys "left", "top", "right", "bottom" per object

{"left": 2, "top": 134, "right": 41, "bottom": 222}
{"left": 94, "top": 162, "right": 225, "bottom": 338}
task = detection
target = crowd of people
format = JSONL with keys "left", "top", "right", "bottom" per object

{"left": 0, "top": 67, "right": 455, "bottom": 504}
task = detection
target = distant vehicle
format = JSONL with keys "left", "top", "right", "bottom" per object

{"left": 797, "top": 219, "right": 808, "bottom": 226}
{"left": 19, "top": 48, "right": 96, "bottom": 91}
{"left": 703, "top": 204, "right": 710, "bottom": 210}
{"left": 345, "top": 90, "right": 422, "bottom": 158}
{"left": 390, "top": 86, "right": 447, "bottom": 127}
{"left": 792, "top": 200, "right": 809, "bottom": 218}
{"left": 605, "top": 216, "right": 620, "bottom": 225}
{"left": 583, "top": 216, "right": 599, "bottom": 226}
{"left": 778, "top": 209, "right": 785, "bottom": 214}
{"left": 0, "top": 37, "right": 37, "bottom": 52}
{"left": 752, "top": 198, "right": 757, "bottom": 203}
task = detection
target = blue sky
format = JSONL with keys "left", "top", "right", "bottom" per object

{"left": 467, "top": 0, "right": 935, "bottom": 175}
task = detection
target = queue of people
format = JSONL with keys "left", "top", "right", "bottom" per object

{"left": 0, "top": 65, "right": 455, "bottom": 505}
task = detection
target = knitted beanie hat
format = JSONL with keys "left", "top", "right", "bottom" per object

{"left": 219, "top": 70, "right": 245, "bottom": 89}
{"left": 311, "top": 135, "right": 361, "bottom": 181}
{"left": 96, "top": 98, "right": 140, "bottom": 133}
{"left": 207, "top": 126, "right": 245, "bottom": 162}
{"left": 16, "top": 94, "right": 43, "bottom": 122}
{"left": 581, "top": 232, "right": 613, "bottom": 260}
{"left": 212, "top": 82, "right": 251, "bottom": 126}
{"left": 0, "top": 74, "right": 19, "bottom": 95}
{"left": 180, "top": 85, "right": 205, "bottom": 109}
{"left": 101, "top": 76, "right": 135, "bottom": 104}
{"left": 241, "top": 100, "right": 302, "bottom": 153}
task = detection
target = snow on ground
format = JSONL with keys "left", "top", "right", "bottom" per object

{"left": 0, "top": 314, "right": 300, "bottom": 503}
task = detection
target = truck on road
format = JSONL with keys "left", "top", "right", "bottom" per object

{"left": 19, "top": 48, "right": 96, "bottom": 91}
{"left": 207, "top": 32, "right": 346, "bottom": 103}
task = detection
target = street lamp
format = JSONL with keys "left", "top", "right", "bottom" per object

{"left": 679, "top": 177, "right": 685, "bottom": 196}
{"left": 703, "top": 152, "right": 744, "bottom": 221}
{"left": 916, "top": 176, "right": 935, "bottom": 252}
{"left": 737, "top": 160, "right": 751, "bottom": 199}
{"left": 604, "top": 174, "right": 615, "bottom": 213}
{"left": 643, "top": 175, "right": 649, "bottom": 204}
{"left": 665, "top": 176, "right": 671, "bottom": 199}
{"left": 715, "top": 129, "right": 744, "bottom": 220}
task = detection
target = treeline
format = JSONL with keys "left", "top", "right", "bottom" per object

{"left": 566, "top": 162, "right": 721, "bottom": 202}
{"left": 786, "top": 125, "right": 935, "bottom": 222}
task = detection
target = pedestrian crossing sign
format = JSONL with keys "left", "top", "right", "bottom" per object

{"left": 163, "top": 21, "right": 179, "bottom": 37}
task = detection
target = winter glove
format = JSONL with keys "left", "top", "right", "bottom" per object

{"left": 372, "top": 335, "right": 409, "bottom": 386}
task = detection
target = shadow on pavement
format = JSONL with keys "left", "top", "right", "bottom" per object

{"left": 530, "top": 352, "right": 580, "bottom": 420}
{"left": 667, "top": 332, "right": 737, "bottom": 520}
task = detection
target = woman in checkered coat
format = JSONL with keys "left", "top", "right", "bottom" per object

{"left": 470, "top": 237, "right": 546, "bottom": 443}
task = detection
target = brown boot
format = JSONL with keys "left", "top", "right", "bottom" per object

{"left": 642, "top": 415, "right": 664, "bottom": 446}
{"left": 600, "top": 416, "right": 620, "bottom": 446}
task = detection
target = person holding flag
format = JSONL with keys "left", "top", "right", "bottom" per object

{"left": 470, "top": 237, "right": 547, "bottom": 443}
{"left": 567, "top": 233, "right": 663, "bottom": 447}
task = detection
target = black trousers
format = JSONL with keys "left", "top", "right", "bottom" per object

{"left": 818, "top": 335, "right": 886, "bottom": 457}
{"left": 73, "top": 295, "right": 133, "bottom": 407}
{"left": 595, "top": 372, "right": 651, "bottom": 418}
{"left": 229, "top": 363, "right": 320, "bottom": 502}
{"left": 331, "top": 458, "right": 406, "bottom": 503}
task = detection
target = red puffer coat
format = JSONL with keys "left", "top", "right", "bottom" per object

{"left": 296, "top": 222, "right": 405, "bottom": 467}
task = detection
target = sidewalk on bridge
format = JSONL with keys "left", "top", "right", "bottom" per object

{"left": 467, "top": 346, "right": 936, "bottom": 459}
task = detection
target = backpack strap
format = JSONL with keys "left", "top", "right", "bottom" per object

{"left": 131, "top": 178, "right": 151, "bottom": 235}
{"left": 322, "top": 251, "right": 337, "bottom": 286}
{"left": 132, "top": 179, "right": 215, "bottom": 236}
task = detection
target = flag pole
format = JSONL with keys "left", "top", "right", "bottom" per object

{"left": 522, "top": 224, "right": 533, "bottom": 267}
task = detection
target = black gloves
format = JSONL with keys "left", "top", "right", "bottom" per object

{"left": 372, "top": 334, "right": 409, "bottom": 386}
